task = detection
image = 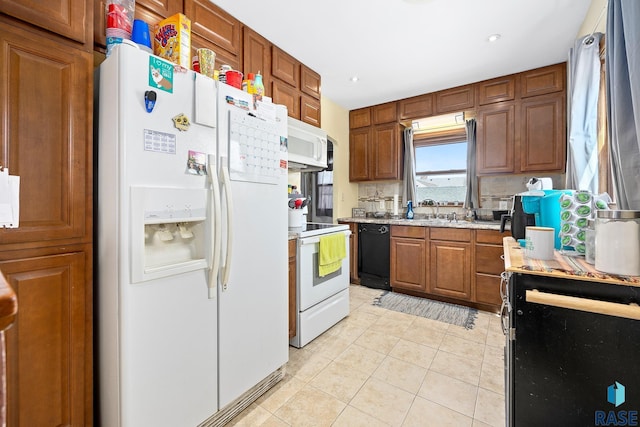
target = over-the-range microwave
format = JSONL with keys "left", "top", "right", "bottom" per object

{"left": 287, "top": 117, "right": 328, "bottom": 171}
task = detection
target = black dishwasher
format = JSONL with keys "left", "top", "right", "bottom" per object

{"left": 358, "top": 223, "right": 391, "bottom": 291}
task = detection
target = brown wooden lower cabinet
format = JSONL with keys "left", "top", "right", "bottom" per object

{"left": 429, "top": 239, "right": 472, "bottom": 301}
{"left": 390, "top": 226, "right": 428, "bottom": 292}
{"left": 474, "top": 229, "right": 509, "bottom": 308}
{"left": 288, "top": 239, "right": 297, "bottom": 339}
{"left": 385, "top": 223, "right": 506, "bottom": 311}
{"left": 0, "top": 247, "right": 92, "bottom": 427}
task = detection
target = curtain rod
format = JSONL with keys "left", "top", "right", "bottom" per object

{"left": 585, "top": 5, "right": 607, "bottom": 45}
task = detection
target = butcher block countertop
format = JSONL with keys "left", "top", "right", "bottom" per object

{"left": 502, "top": 237, "right": 640, "bottom": 287}
{"left": 337, "top": 217, "right": 505, "bottom": 231}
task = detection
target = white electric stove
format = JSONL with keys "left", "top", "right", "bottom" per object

{"left": 289, "top": 223, "right": 351, "bottom": 348}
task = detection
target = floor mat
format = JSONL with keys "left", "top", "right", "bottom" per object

{"left": 373, "top": 291, "right": 477, "bottom": 329}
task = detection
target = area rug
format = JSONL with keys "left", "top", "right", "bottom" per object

{"left": 373, "top": 291, "right": 477, "bottom": 329}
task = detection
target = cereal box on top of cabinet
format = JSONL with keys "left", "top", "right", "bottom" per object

{"left": 153, "top": 13, "right": 191, "bottom": 69}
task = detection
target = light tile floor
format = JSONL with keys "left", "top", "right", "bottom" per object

{"left": 229, "top": 285, "right": 506, "bottom": 427}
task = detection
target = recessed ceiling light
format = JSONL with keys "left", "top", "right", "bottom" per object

{"left": 350, "top": 76, "right": 359, "bottom": 83}
{"left": 488, "top": 34, "right": 501, "bottom": 42}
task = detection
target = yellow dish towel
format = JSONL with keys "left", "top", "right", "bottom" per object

{"left": 318, "top": 233, "right": 346, "bottom": 277}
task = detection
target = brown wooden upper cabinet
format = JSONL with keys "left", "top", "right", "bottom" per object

{"left": 399, "top": 93, "right": 434, "bottom": 120}
{"left": 477, "top": 75, "right": 516, "bottom": 105}
{"left": 1, "top": 0, "right": 92, "bottom": 47}
{"left": 301, "top": 65, "right": 321, "bottom": 99}
{"left": 520, "top": 63, "right": 565, "bottom": 98}
{"left": 349, "top": 127, "right": 371, "bottom": 181}
{"left": 0, "top": 23, "right": 93, "bottom": 248}
{"left": 349, "top": 123, "right": 403, "bottom": 181}
{"left": 519, "top": 93, "right": 565, "bottom": 172}
{"left": 185, "top": 0, "right": 243, "bottom": 70}
{"left": 350, "top": 108, "right": 372, "bottom": 129}
{"left": 300, "top": 93, "right": 321, "bottom": 128}
{"left": 272, "top": 45, "right": 300, "bottom": 88}
{"left": 272, "top": 79, "right": 300, "bottom": 119}
{"left": 435, "top": 85, "right": 475, "bottom": 114}
{"left": 477, "top": 91, "right": 565, "bottom": 175}
{"left": 372, "top": 102, "right": 398, "bottom": 125}
{"left": 476, "top": 102, "right": 516, "bottom": 174}
{"left": 243, "top": 26, "right": 271, "bottom": 97}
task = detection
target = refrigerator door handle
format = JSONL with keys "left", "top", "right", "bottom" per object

{"left": 526, "top": 289, "right": 640, "bottom": 320}
{"left": 220, "top": 162, "right": 234, "bottom": 290}
{"left": 207, "top": 154, "right": 222, "bottom": 299}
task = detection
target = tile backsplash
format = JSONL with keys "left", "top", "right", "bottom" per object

{"left": 355, "top": 174, "right": 565, "bottom": 218}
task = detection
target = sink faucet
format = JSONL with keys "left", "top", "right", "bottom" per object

{"left": 423, "top": 199, "right": 439, "bottom": 219}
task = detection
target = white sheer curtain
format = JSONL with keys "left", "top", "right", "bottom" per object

{"left": 566, "top": 32, "right": 602, "bottom": 192}
{"left": 606, "top": 0, "right": 640, "bottom": 209}
{"left": 402, "top": 127, "right": 416, "bottom": 208}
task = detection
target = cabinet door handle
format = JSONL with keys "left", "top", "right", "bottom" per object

{"left": 525, "top": 289, "right": 640, "bottom": 320}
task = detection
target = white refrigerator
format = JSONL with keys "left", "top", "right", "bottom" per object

{"left": 96, "top": 42, "right": 288, "bottom": 427}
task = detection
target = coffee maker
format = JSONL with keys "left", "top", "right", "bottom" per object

{"left": 500, "top": 195, "right": 536, "bottom": 240}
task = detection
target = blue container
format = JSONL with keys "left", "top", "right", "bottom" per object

{"left": 520, "top": 189, "right": 573, "bottom": 249}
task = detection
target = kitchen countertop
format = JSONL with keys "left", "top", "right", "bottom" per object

{"left": 337, "top": 217, "right": 506, "bottom": 231}
{"left": 502, "top": 237, "right": 640, "bottom": 287}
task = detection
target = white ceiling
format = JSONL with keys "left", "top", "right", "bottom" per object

{"left": 211, "top": 0, "right": 593, "bottom": 111}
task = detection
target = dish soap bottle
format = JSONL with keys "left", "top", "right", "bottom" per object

{"left": 254, "top": 72, "right": 264, "bottom": 98}
{"left": 406, "top": 200, "right": 414, "bottom": 219}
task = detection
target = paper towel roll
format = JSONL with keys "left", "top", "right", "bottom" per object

{"left": 393, "top": 194, "right": 399, "bottom": 216}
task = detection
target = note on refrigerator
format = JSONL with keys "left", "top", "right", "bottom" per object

{"left": 0, "top": 168, "right": 20, "bottom": 228}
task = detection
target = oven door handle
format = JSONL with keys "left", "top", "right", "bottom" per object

{"left": 300, "top": 231, "right": 352, "bottom": 246}
{"left": 526, "top": 289, "right": 640, "bottom": 321}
